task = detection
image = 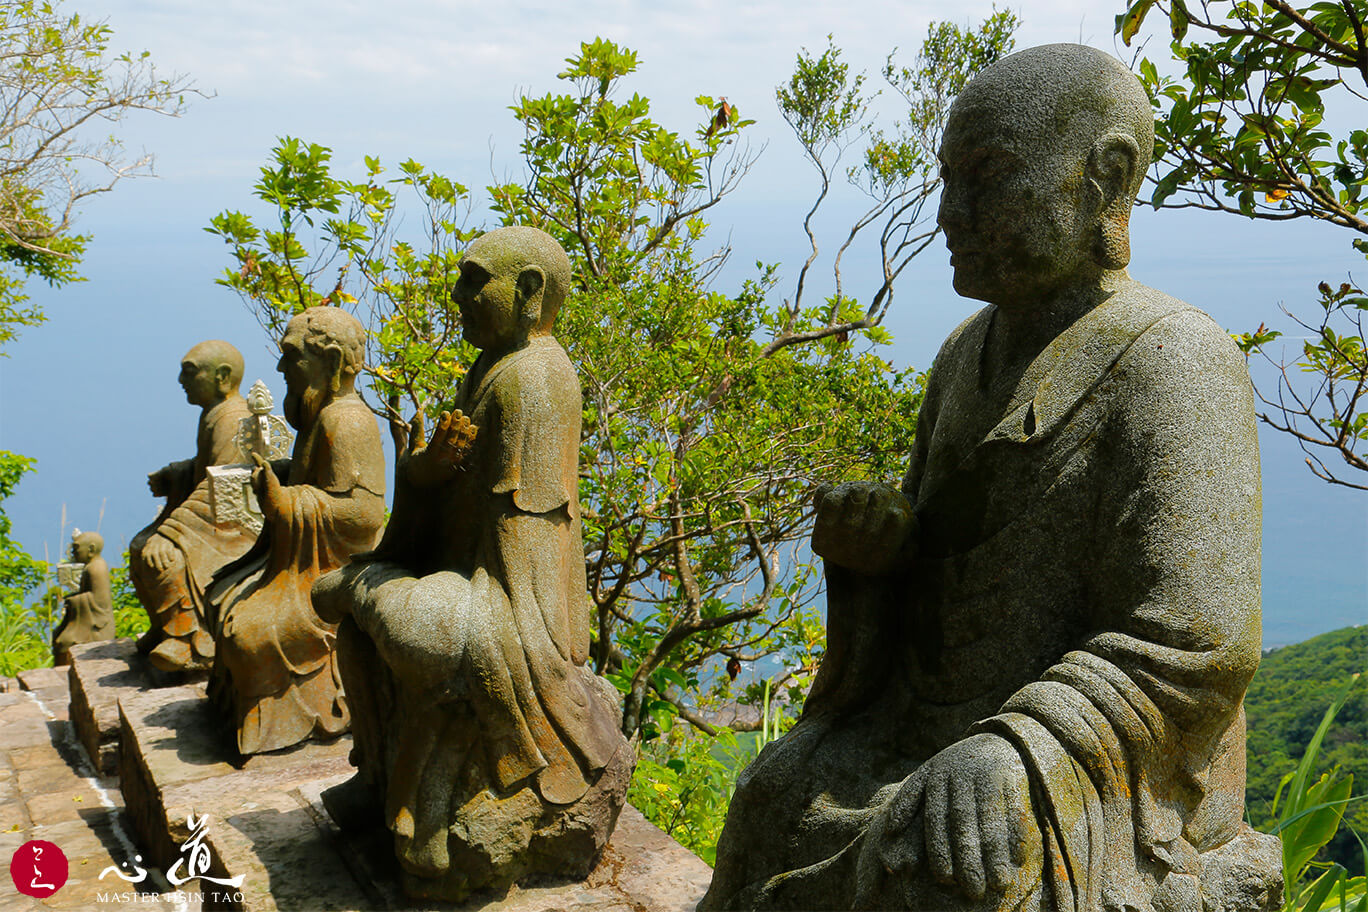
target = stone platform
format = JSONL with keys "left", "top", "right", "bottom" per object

{"left": 3, "top": 644, "right": 712, "bottom": 911}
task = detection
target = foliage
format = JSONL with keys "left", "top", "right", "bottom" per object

{"left": 1118, "top": 0, "right": 1368, "bottom": 488}
{"left": 111, "top": 558, "right": 146, "bottom": 639}
{"left": 1247, "top": 626, "right": 1368, "bottom": 872}
{"left": 1266, "top": 672, "right": 1367, "bottom": 912}
{"left": 628, "top": 676, "right": 796, "bottom": 866}
{"left": 0, "top": 449, "right": 50, "bottom": 676}
{"left": 207, "top": 139, "right": 477, "bottom": 454}
{"left": 774, "top": 11, "right": 1018, "bottom": 349}
{"left": 0, "top": 0, "right": 195, "bottom": 349}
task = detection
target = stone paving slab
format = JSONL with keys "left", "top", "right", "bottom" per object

{"left": 0, "top": 676, "right": 194, "bottom": 912}
{"left": 67, "top": 639, "right": 203, "bottom": 776}
{"left": 11, "top": 650, "right": 714, "bottom": 912}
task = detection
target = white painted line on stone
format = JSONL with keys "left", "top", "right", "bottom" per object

{"left": 21, "top": 687, "right": 190, "bottom": 912}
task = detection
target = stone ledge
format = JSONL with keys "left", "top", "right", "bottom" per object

{"left": 114, "top": 678, "right": 713, "bottom": 911}
{"left": 68, "top": 638, "right": 206, "bottom": 776}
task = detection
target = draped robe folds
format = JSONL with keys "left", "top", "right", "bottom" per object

{"left": 130, "top": 395, "right": 256, "bottom": 661}
{"left": 207, "top": 395, "right": 385, "bottom": 755}
{"left": 702, "top": 286, "right": 1273, "bottom": 912}
{"left": 314, "top": 336, "right": 625, "bottom": 879}
{"left": 53, "top": 559, "right": 114, "bottom": 663}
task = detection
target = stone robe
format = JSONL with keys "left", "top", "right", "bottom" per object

{"left": 207, "top": 394, "right": 385, "bottom": 755}
{"left": 130, "top": 395, "right": 255, "bottom": 665}
{"left": 704, "top": 285, "right": 1275, "bottom": 912}
{"left": 315, "top": 336, "right": 626, "bottom": 880}
{"left": 53, "top": 557, "right": 114, "bottom": 664}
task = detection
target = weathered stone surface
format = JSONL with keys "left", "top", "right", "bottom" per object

{"left": 67, "top": 638, "right": 181, "bottom": 776}
{"left": 51, "top": 532, "right": 115, "bottom": 666}
{"left": 312, "top": 227, "right": 633, "bottom": 903}
{"left": 117, "top": 684, "right": 351, "bottom": 870}
{"left": 130, "top": 339, "right": 258, "bottom": 674}
{"left": 1200, "top": 824, "right": 1285, "bottom": 912}
{"left": 207, "top": 308, "right": 385, "bottom": 757}
{"left": 705, "top": 43, "right": 1279, "bottom": 912}
{"left": 115, "top": 680, "right": 706, "bottom": 911}
{"left": 17, "top": 666, "right": 69, "bottom": 693}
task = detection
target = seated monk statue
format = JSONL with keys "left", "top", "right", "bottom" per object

{"left": 53, "top": 531, "right": 114, "bottom": 665}
{"left": 207, "top": 306, "right": 385, "bottom": 755}
{"left": 701, "top": 44, "right": 1282, "bottom": 912}
{"left": 130, "top": 340, "right": 255, "bottom": 672}
{"left": 312, "top": 226, "right": 631, "bottom": 902}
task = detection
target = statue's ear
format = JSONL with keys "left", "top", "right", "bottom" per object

{"left": 214, "top": 363, "right": 233, "bottom": 392}
{"left": 516, "top": 265, "right": 546, "bottom": 330}
{"left": 1087, "top": 133, "right": 1141, "bottom": 269}
{"left": 322, "top": 343, "right": 346, "bottom": 392}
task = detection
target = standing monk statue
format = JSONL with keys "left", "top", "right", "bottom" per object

{"left": 53, "top": 530, "right": 114, "bottom": 665}
{"left": 313, "top": 226, "right": 631, "bottom": 901}
{"left": 208, "top": 306, "right": 386, "bottom": 755}
{"left": 702, "top": 44, "right": 1282, "bottom": 912}
{"left": 130, "top": 340, "right": 255, "bottom": 672}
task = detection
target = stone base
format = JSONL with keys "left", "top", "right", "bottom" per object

{"left": 111, "top": 675, "right": 712, "bottom": 910}
{"left": 66, "top": 638, "right": 196, "bottom": 776}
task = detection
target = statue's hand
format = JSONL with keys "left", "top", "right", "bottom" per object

{"left": 811, "top": 481, "right": 916, "bottom": 575}
{"left": 869, "top": 733, "right": 1038, "bottom": 902}
{"left": 147, "top": 467, "right": 170, "bottom": 498}
{"left": 406, "top": 410, "right": 478, "bottom": 487}
{"left": 142, "top": 534, "right": 179, "bottom": 574}
{"left": 251, "top": 452, "right": 288, "bottom": 521}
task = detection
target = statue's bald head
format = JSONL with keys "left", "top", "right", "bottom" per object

{"left": 951, "top": 44, "right": 1153, "bottom": 203}
{"left": 183, "top": 340, "right": 244, "bottom": 391}
{"left": 72, "top": 530, "right": 103, "bottom": 561}
{"left": 465, "top": 226, "right": 572, "bottom": 332}
{"left": 937, "top": 45, "right": 1153, "bottom": 304}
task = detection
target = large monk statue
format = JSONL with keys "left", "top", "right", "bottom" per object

{"left": 702, "top": 44, "right": 1282, "bottom": 912}
{"left": 52, "top": 531, "right": 114, "bottom": 665}
{"left": 207, "top": 306, "right": 385, "bottom": 755}
{"left": 130, "top": 340, "right": 255, "bottom": 672}
{"left": 312, "top": 226, "right": 631, "bottom": 901}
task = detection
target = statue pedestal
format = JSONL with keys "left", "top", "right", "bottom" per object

{"left": 99, "top": 667, "right": 712, "bottom": 910}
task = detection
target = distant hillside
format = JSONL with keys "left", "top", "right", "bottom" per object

{"left": 1245, "top": 625, "right": 1367, "bottom": 868}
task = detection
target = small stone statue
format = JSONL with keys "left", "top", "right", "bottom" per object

{"left": 702, "top": 45, "right": 1282, "bottom": 912}
{"left": 129, "top": 340, "right": 257, "bottom": 673}
{"left": 207, "top": 306, "right": 385, "bottom": 756}
{"left": 52, "top": 530, "right": 114, "bottom": 665}
{"left": 313, "top": 227, "right": 631, "bottom": 901}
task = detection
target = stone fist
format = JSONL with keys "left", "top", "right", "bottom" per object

{"left": 251, "top": 452, "right": 288, "bottom": 521}
{"left": 147, "top": 466, "right": 170, "bottom": 498}
{"left": 860, "top": 733, "right": 1041, "bottom": 904}
{"left": 811, "top": 481, "right": 916, "bottom": 575}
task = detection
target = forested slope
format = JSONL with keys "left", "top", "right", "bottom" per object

{"left": 1246, "top": 625, "right": 1367, "bottom": 867}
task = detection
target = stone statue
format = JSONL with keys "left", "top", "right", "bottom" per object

{"left": 312, "top": 226, "right": 631, "bottom": 901}
{"left": 52, "top": 530, "right": 114, "bottom": 665}
{"left": 702, "top": 45, "right": 1282, "bottom": 912}
{"left": 206, "top": 306, "right": 386, "bottom": 756}
{"left": 129, "top": 340, "right": 257, "bottom": 672}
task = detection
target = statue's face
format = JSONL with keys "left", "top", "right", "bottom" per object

{"left": 178, "top": 355, "right": 221, "bottom": 407}
{"left": 71, "top": 540, "right": 95, "bottom": 563}
{"left": 936, "top": 97, "right": 1092, "bottom": 307}
{"left": 453, "top": 241, "right": 527, "bottom": 351}
{"left": 277, "top": 323, "right": 331, "bottom": 429}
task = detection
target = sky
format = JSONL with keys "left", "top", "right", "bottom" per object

{"left": 0, "top": 0, "right": 1363, "bottom": 647}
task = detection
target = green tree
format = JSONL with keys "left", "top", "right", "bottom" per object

{"left": 0, "top": 451, "right": 49, "bottom": 676}
{"left": 0, "top": 0, "right": 196, "bottom": 348}
{"left": 207, "top": 24, "right": 1016, "bottom": 743}
{"left": 1118, "top": 0, "right": 1368, "bottom": 488}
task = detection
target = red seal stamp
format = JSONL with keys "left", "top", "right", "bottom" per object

{"left": 9, "top": 840, "right": 68, "bottom": 898}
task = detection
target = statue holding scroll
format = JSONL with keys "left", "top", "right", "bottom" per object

{"left": 130, "top": 340, "right": 256, "bottom": 672}
{"left": 207, "top": 306, "right": 385, "bottom": 755}
{"left": 702, "top": 45, "right": 1282, "bottom": 912}
{"left": 313, "top": 227, "right": 631, "bottom": 901}
{"left": 52, "top": 530, "right": 114, "bottom": 665}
